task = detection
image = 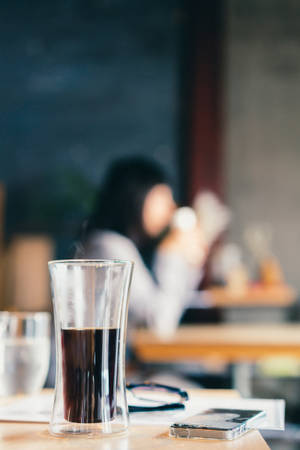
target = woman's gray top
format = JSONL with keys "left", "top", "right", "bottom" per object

{"left": 78, "top": 230, "right": 202, "bottom": 337}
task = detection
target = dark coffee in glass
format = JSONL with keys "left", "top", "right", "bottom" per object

{"left": 61, "top": 328, "right": 119, "bottom": 423}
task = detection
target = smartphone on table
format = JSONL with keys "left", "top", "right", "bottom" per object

{"left": 170, "top": 408, "right": 266, "bottom": 440}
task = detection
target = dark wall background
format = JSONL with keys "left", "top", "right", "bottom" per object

{"left": 0, "top": 0, "right": 181, "bottom": 256}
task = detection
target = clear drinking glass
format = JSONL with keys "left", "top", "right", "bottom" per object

{"left": 48, "top": 259, "right": 133, "bottom": 437}
{"left": 0, "top": 311, "right": 51, "bottom": 396}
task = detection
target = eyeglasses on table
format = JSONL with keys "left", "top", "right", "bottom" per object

{"left": 126, "top": 382, "right": 189, "bottom": 413}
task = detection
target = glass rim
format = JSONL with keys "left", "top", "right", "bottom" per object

{"left": 48, "top": 258, "right": 134, "bottom": 268}
{"left": 0, "top": 311, "right": 51, "bottom": 319}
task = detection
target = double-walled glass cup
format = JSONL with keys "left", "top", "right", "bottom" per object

{"left": 48, "top": 259, "right": 133, "bottom": 437}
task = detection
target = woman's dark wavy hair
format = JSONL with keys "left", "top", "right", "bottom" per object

{"left": 85, "top": 156, "right": 169, "bottom": 245}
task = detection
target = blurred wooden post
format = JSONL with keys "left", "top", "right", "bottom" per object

{"left": 4, "top": 235, "right": 54, "bottom": 312}
{"left": 178, "top": 0, "right": 225, "bottom": 204}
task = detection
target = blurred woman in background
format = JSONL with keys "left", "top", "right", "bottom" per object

{"left": 77, "top": 157, "right": 206, "bottom": 337}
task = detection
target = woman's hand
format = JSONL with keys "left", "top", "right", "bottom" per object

{"left": 158, "top": 224, "right": 208, "bottom": 267}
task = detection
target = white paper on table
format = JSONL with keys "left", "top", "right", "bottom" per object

{"left": 0, "top": 392, "right": 53, "bottom": 423}
{"left": 0, "top": 392, "right": 284, "bottom": 431}
{"left": 130, "top": 397, "right": 285, "bottom": 431}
